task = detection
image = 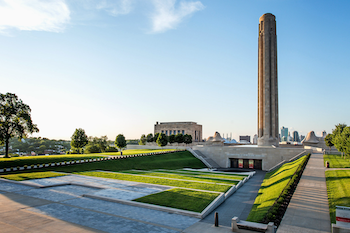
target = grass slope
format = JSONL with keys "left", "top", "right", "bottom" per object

{"left": 1, "top": 151, "right": 206, "bottom": 174}
{"left": 77, "top": 171, "right": 231, "bottom": 192}
{"left": 323, "top": 154, "right": 350, "bottom": 168}
{"left": 0, "top": 154, "right": 106, "bottom": 169}
{"left": 121, "top": 170, "right": 239, "bottom": 185}
{"left": 1, "top": 171, "right": 66, "bottom": 181}
{"left": 156, "top": 169, "right": 247, "bottom": 180}
{"left": 325, "top": 170, "right": 350, "bottom": 223}
{"left": 247, "top": 156, "right": 308, "bottom": 222}
{"left": 134, "top": 188, "right": 220, "bottom": 212}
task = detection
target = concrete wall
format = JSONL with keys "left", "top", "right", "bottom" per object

{"left": 193, "top": 145, "right": 311, "bottom": 171}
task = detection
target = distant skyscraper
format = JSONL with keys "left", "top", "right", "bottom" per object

{"left": 293, "top": 131, "right": 300, "bottom": 142}
{"left": 300, "top": 135, "right": 305, "bottom": 141}
{"left": 322, "top": 131, "right": 327, "bottom": 138}
{"left": 281, "top": 126, "right": 288, "bottom": 142}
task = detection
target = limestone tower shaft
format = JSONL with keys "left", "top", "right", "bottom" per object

{"left": 258, "top": 13, "right": 279, "bottom": 147}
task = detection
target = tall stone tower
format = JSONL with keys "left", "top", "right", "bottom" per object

{"left": 257, "top": 13, "right": 279, "bottom": 147}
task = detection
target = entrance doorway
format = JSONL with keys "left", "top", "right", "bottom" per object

{"left": 230, "top": 158, "right": 262, "bottom": 170}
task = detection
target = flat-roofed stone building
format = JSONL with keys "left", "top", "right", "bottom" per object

{"left": 154, "top": 122, "right": 202, "bottom": 142}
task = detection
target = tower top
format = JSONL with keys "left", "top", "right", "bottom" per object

{"left": 259, "top": 13, "right": 275, "bottom": 22}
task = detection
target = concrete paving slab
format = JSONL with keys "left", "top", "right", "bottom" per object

{"left": 28, "top": 203, "right": 180, "bottom": 233}
{"left": 16, "top": 185, "right": 100, "bottom": 202}
{"left": 63, "top": 197, "right": 199, "bottom": 230}
{"left": 0, "top": 180, "right": 35, "bottom": 192}
{"left": 183, "top": 221, "right": 232, "bottom": 233}
{"left": 0, "top": 192, "right": 53, "bottom": 212}
{"left": 278, "top": 153, "right": 331, "bottom": 233}
{"left": 92, "top": 188, "right": 150, "bottom": 200}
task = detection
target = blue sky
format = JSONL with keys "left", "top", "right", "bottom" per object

{"left": 1, "top": 0, "right": 349, "bottom": 141}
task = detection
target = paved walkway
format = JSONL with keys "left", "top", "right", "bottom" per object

{"left": 278, "top": 153, "right": 331, "bottom": 233}
{"left": 0, "top": 175, "right": 199, "bottom": 233}
{"left": 199, "top": 170, "right": 266, "bottom": 227}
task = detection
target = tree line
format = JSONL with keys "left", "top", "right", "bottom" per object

{"left": 324, "top": 123, "right": 350, "bottom": 156}
{"left": 139, "top": 133, "right": 192, "bottom": 147}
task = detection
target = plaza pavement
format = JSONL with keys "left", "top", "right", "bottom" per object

{"left": 0, "top": 175, "right": 199, "bottom": 233}
{"left": 277, "top": 153, "right": 331, "bottom": 233}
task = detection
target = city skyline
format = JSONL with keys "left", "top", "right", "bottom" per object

{"left": 1, "top": 0, "right": 349, "bottom": 141}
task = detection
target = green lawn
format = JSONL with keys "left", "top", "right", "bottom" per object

{"left": 246, "top": 156, "right": 309, "bottom": 222}
{"left": 1, "top": 171, "right": 67, "bottom": 181}
{"left": 323, "top": 154, "right": 350, "bottom": 168}
{"left": 325, "top": 170, "right": 350, "bottom": 223}
{"left": 1, "top": 151, "right": 206, "bottom": 174}
{"left": 76, "top": 171, "right": 231, "bottom": 192}
{"left": 120, "top": 170, "right": 240, "bottom": 185}
{"left": 134, "top": 188, "right": 220, "bottom": 212}
{"left": 0, "top": 154, "right": 106, "bottom": 169}
{"left": 178, "top": 169, "right": 247, "bottom": 177}
{"left": 155, "top": 169, "right": 247, "bottom": 180}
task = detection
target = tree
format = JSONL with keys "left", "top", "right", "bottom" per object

{"left": 115, "top": 134, "right": 127, "bottom": 151}
{"left": 332, "top": 124, "right": 347, "bottom": 156}
{"left": 71, "top": 128, "right": 88, "bottom": 154}
{"left": 324, "top": 134, "right": 334, "bottom": 152}
{"left": 146, "top": 133, "right": 154, "bottom": 142}
{"left": 139, "top": 134, "right": 146, "bottom": 145}
{"left": 341, "top": 127, "right": 350, "bottom": 156}
{"left": 168, "top": 134, "right": 175, "bottom": 144}
{"left": 153, "top": 133, "right": 160, "bottom": 142}
{"left": 183, "top": 134, "right": 192, "bottom": 145}
{"left": 175, "top": 134, "right": 184, "bottom": 143}
{"left": 0, "top": 93, "right": 39, "bottom": 158}
{"left": 85, "top": 136, "right": 108, "bottom": 153}
{"left": 156, "top": 133, "right": 168, "bottom": 147}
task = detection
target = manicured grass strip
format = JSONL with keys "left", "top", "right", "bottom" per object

{"left": 325, "top": 170, "right": 350, "bottom": 223}
{"left": 246, "top": 156, "right": 308, "bottom": 222}
{"left": 1, "top": 151, "right": 207, "bottom": 174}
{"left": 97, "top": 149, "right": 178, "bottom": 156}
{"left": 0, "top": 154, "right": 105, "bottom": 169}
{"left": 134, "top": 188, "right": 220, "bottom": 212}
{"left": 1, "top": 171, "right": 67, "bottom": 181}
{"left": 178, "top": 169, "right": 248, "bottom": 177}
{"left": 323, "top": 154, "right": 350, "bottom": 168}
{"left": 156, "top": 169, "right": 247, "bottom": 180}
{"left": 121, "top": 170, "right": 240, "bottom": 185}
{"left": 76, "top": 171, "right": 231, "bottom": 192}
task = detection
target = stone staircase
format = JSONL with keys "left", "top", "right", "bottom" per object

{"left": 192, "top": 150, "right": 221, "bottom": 169}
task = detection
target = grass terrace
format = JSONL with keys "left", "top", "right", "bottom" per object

{"left": 134, "top": 188, "right": 220, "bottom": 213}
{"left": 325, "top": 170, "right": 350, "bottom": 223}
{"left": 1, "top": 171, "right": 67, "bottom": 181}
{"left": 323, "top": 154, "right": 350, "bottom": 168}
{"left": 247, "top": 155, "right": 309, "bottom": 222}
{"left": 156, "top": 169, "right": 248, "bottom": 180}
{"left": 76, "top": 171, "right": 232, "bottom": 192}
{"left": 122, "top": 170, "right": 242, "bottom": 184}
{"left": 0, "top": 154, "right": 106, "bottom": 169}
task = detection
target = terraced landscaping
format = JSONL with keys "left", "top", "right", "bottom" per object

{"left": 76, "top": 169, "right": 246, "bottom": 213}
{"left": 323, "top": 154, "right": 350, "bottom": 168}
{"left": 76, "top": 171, "right": 233, "bottom": 192}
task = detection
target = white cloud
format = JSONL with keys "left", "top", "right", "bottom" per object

{"left": 96, "top": 0, "right": 133, "bottom": 16}
{"left": 150, "top": 0, "right": 204, "bottom": 33}
{"left": 0, "top": 0, "right": 70, "bottom": 33}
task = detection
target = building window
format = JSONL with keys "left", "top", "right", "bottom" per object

{"left": 162, "top": 130, "right": 164, "bottom": 133}
{"left": 165, "top": 130, "right": 168, "bottom": 135}
{"left": 178, "top": 130, "right": 180, "bottom": 134}
{"left": 169, "top": 130, "right": 172, "bottom": 135}
{"left": 182, "top": 130, "right": 185, "bottom": 135}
